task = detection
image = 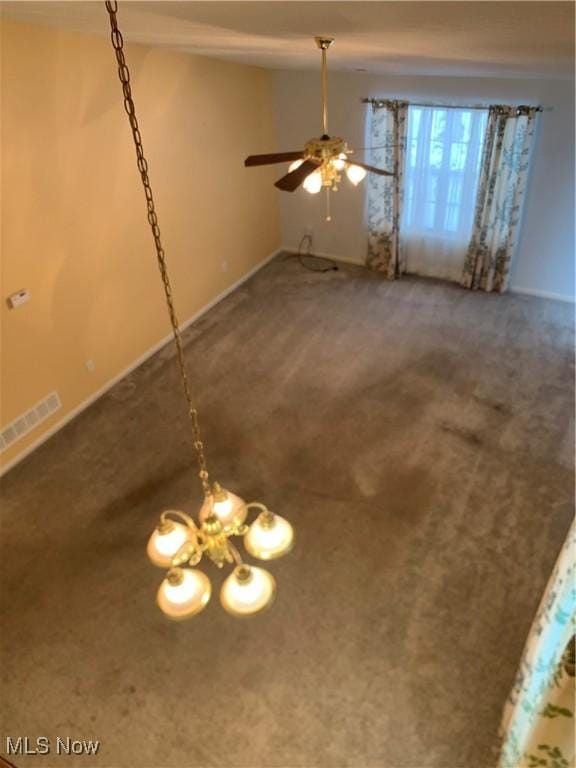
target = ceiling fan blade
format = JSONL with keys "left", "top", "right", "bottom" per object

{"left": 348, "top": 145, "right": 400, "bottom": 151}
{"left": 245, "top": 151, "right": 304, "bottom": 167}
{"left": 275, "top": 158, "right": 321, "bottom": 192}
{"left": 346, "top": 160, "right": 394, "bottom": 177}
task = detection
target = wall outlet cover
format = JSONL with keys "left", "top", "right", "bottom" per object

{"left": 7, "top": 289, "right": 30, "bottom": 309}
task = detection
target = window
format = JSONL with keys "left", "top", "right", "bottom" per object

{"left": 402, "top": 106, "right": 488, "bottom": 280}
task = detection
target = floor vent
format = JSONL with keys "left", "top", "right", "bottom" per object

{"left": 0, "top": 391, "right": 62, "bottom": 452}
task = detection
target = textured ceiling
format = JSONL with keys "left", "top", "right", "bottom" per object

{"left": 1, "top": 1, "right": 574, "bottom": 78}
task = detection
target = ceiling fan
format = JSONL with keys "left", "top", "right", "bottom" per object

{"left": 244, "top": 37, "right": 394, "bottom": 206}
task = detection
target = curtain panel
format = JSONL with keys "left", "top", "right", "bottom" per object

{"left": 366, "top": 100, "right": 409, "bottom": 278}
{"left": 499, "top": 520, "right": 575, "bottom": 768}
{"left": 462, "top": 105, "right": 538, "bottom": 293}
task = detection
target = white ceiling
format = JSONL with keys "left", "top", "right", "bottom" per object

{"left": 1, "top": 1, "right": 574, "bottom": 79}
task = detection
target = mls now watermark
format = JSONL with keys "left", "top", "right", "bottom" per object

{"left": 6, "top": 736, "right": 100, "bottom": 756}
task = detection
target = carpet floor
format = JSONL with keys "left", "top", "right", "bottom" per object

{"left": 1, "top": 255, "right": 574, "bottom": 768}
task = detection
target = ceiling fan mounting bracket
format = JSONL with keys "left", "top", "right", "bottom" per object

{"left": 314, "top": 37, "right": 335, "bottom": 51}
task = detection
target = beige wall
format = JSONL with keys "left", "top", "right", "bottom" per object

{"left": 0, "top": 20, "right": 281, "bottom": 470}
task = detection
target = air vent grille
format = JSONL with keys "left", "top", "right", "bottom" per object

{"left": 0, "top": 391, "right": 62, "bottom": 452}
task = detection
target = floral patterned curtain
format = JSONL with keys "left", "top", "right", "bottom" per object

{"left": 499, "top": 520, "right": 575, "bottom": 768}
{"left": 461, "top": 105, "right": 538, "bottom": 293}
{"left": 366, "top": 100, "right": 408, "bottom": 278}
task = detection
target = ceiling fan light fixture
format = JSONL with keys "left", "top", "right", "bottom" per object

{"left": 243, "top": 35, "right": 394, "bottom": 206}
{"left": 346, "top": 163, "right": 368, "bottom": 185}
{"left": 333, "top": 152, "right": 347, "bottom": 171}
{"left": 303, "top": 170, "right": 323, "bottom": 194}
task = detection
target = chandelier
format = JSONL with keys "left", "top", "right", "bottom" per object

{"left": 104, "top": 2, "right": 294, "bottom": 619}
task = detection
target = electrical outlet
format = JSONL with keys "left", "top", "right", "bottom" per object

{"left": 221, "top": 259, "right": 229, "bottom": 273}
{"left": 7, "top": 289, "right": 30, "bottom": 309}
{"left": 85, "top": 359, "right": 96, "bottom": 373}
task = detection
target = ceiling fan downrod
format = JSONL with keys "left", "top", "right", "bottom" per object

{"left": 315, "top": 36, "right": 334, "bottom": 137}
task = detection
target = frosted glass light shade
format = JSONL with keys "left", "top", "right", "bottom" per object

{"left": 303, "top": 171, "right": 322, "bottom": 194}
{"left": 244, "top": 514, "right": 294, "bottom": 560}
{"left": 346, "top": 163, "right": 367, "bottom": 185}
{"left": 157, "top": 568, "right": 211, "bottom": 620}
{"left": 289, "top": 159, "right": 303, "bottom": 173}
{"left": 199, "top": 487, "right": 247, "bottom": 528}
{"left": 220, "top": 566, "right": 276, "bottom": 617}
{"left": 333, "top": 153, "right": 347, "bottom": 171}
{"left": 147, "top": 519, "right": 190, "bottom": 568}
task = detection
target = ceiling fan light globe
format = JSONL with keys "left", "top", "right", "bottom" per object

{"left": 333, "top": 153, "right": 347, "bottom": 171}
{"left": 346, "top": 164, "right": 367, "bottom": 185}
{"left": 303, "top": 171, "right": 323, "bottom": 194}
{"left": 288, "top": 159, "right": 304, "bottom": 173}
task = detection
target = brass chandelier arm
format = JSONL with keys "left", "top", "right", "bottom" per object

{"left": 245, "top": 502, "right": 274, "bottom": 524}
{"left": 226, "top": 540, "right": 245, "bottom": 567}
{"left": 160, "top": 509, "right": 199, "bottom": 531}
{"left": 245, "top": 502, "right": 270, "bottom": 515}
{"left": 104, "top": 1, "right": 211, "bottom": 496}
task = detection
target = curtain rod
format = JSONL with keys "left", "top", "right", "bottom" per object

{"left": 361, "top": 98, "right": 548, "bottom": 112}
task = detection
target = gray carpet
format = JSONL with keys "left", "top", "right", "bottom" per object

{"left": 1, "top": 255, "right": 574, "bottom": 768}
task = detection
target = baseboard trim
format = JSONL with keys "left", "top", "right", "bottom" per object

{"left": 510, "top": 285, "right": 575, "bottom": 303}
{"left": 285, "top": 246, "right": 576, "bottom": 303}
{"left": 0, "top": 248, "right": 282, "bottom": 477}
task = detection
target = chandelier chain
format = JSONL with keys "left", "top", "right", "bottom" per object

{"left": 104, "top": 0, "right": 210, "bottom": 495}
